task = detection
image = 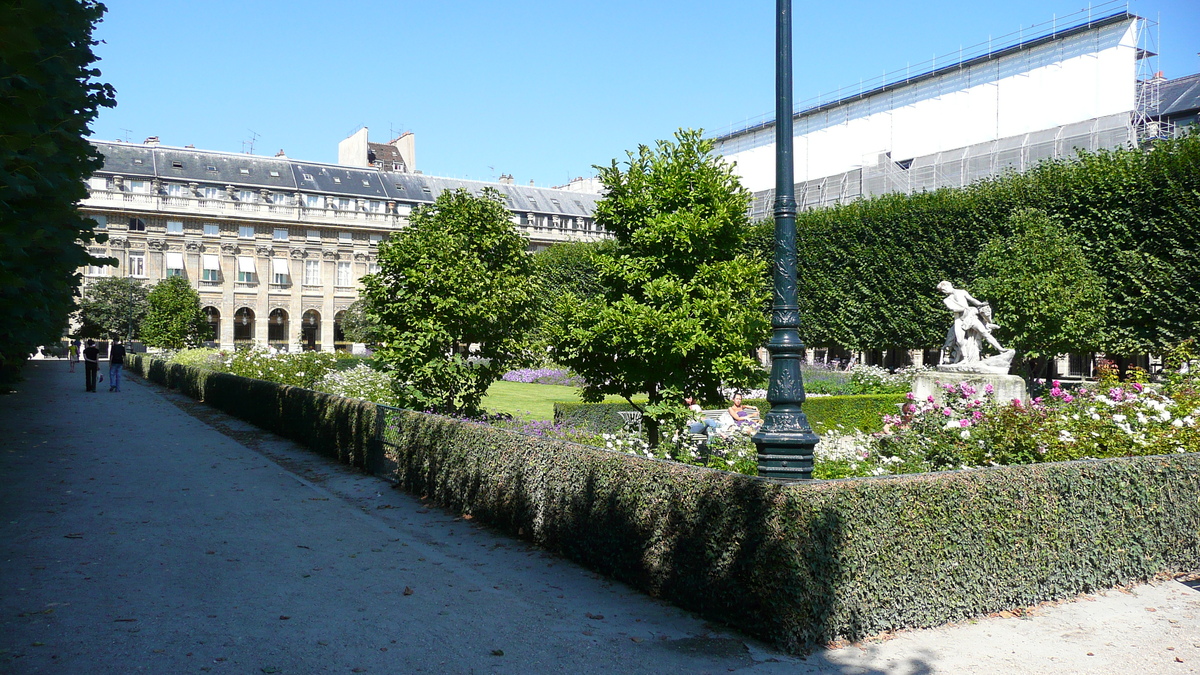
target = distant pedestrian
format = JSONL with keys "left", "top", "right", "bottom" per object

{"left": 108, "top": 338, "right": 126, "bottom": 392}
{"left": 82, "top": 339, "right": 99, "bottom": 392}
{"left": 68, "top": 341, "right": 79, "bottom": 372}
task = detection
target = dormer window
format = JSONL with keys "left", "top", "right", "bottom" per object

{"left": 172, "top": 160, "right": 183, "bottom": 168}
{"left": 239, "top": 168, "right": 250, "bottom": 175}
{"left": 206, "top": 165, "right": 217, "bottom": 172}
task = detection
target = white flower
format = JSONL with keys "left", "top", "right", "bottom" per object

{"left": 1112, "top": 414, "right": 1127, "bottom": 423}
{"left": 960, "top": 430, "right": 971, "bottom": 440}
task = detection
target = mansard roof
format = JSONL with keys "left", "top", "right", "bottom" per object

{"left": 89, "top": 140, "right": 599, "bottom": 216}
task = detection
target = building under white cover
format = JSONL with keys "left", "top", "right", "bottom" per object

{"left": 712, "top": 7, "right": 1168, "bottom": 219}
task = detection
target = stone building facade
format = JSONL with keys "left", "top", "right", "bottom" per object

{"left": 79, "top": 139, "right": 603, "bottom": 352}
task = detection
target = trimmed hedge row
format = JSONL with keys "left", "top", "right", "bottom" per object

{"left": 553, "top": 394, "right": 906, "bottom": 434}
{"left": 128, "top": 354, "right": 1200, "bottom": 653}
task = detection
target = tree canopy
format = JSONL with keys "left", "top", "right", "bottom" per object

{"left": 140, "top": 277, "right": 211, "bottom": 350}
{"left": 548, "top": 129, "right": 769, "bottom": 436}
{"left": 785, "top": 131, "right": 1200, "bottom": 358}
{"left": 0, "top": 0, "right": 115, "bottom": 376}
{"left": 74, "top": 276, "right": 149, "bottom": 340}
{"left": 973, "top": 208, "right": 1105, "bottom": 373}
{"left": 359, "top": 188, "right": 541, "bottom": 415}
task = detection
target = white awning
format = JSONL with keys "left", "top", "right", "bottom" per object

{"left": 237, "top": 256, "right": 255, "bottom": 273}
{"left": 202, "top": 254, "right": 219, "bottom": 271}
{"left": 271, "top": 258, "right": 290, "bottom": 276}
{"left": 165, "top": 252, "right": 184, "bottom": 269}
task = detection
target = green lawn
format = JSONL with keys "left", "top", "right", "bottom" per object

{"left": 483, "top": 380, "right": 645, "bottom": 420}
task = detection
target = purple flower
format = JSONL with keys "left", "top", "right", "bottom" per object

{"left": 984, "top": 384, "right": 994, "bottom": 394}
{"left": 942, "top": 408, "right": 953, "bottom": 416}
{"left": 1132, "top": 382, "right": 1144, "bottom": 393}
{"left": 1063, "top": 394, "right": 1074, "bottom": 403}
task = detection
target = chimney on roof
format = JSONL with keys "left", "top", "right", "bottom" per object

{"left": 144, "top": 136, "right": 160, "bottom": 145}
{"left": 185, "top": 144, "right": 195, "bottom": 149}
{"left": 529, "top": 179, "right": 535, "bottom": 186}
{"left": 499, "top": 174, "right": 513, "bottom": 185}
{"left": 275, "top": 149, "right": 287, "bottom": 157}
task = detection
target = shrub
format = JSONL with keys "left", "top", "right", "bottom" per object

{"left": 314, "top": 363, "right": 402, "bottom": 407}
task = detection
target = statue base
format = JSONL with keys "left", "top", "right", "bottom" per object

{"left": 912, "top": 370, "right": 1029, "bottom": 407}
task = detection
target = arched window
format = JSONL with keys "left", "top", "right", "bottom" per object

{"left": 333, "top": 310, "right": 349, "bottom": 353}
{"left": 301, "top": 310, "right": 321, "bottom": 351}
{"left": 268, "top": 308, "right": 289, "bottom": 352}
{"left": 203, "top": 306, "right": 220, "bottom": 346}
{"left": 233, "top": 307, "right": 255, "bottom": 347}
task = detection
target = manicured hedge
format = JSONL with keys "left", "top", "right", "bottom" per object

{"left": 383, "top": 407, "right": 1200, "bottom": 652}
{"left": 129, "top": 355, "right": 1200, "bottom": 653}
{"left": 553, "top": 394, "right": 906, "bottom": 434}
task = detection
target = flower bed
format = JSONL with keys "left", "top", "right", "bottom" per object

{"left": 500, "top": 367, "right": 586, "bottom": 387}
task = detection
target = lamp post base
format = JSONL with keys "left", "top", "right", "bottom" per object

{"left": 754, "top": 412, "right": 818, "bottom": 480}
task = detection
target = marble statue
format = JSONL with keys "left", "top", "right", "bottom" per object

{"left": 936, "top": 281, "right": 1015, "bottom": 375}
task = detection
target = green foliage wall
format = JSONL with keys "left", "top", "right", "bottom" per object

{"left": 129, "top": 355, "right": 1200, "bottom": 653}
{"left": 768, "top": 133, "right": 1200, "bottom": 355}
{"left": 0, "top": 0, "right": 116, "bottom": 375}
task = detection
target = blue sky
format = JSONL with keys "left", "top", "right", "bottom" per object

{"left": 91, "top": 0, "right": 1199, "bottom": 187}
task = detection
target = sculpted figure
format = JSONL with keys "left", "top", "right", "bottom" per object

{"left": 937, "top": 281, "right": 1006, "bottom": 366}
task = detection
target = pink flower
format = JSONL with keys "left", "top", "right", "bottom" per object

{"left": 1012, "top": 398, "right": 1024, "bottom": 408}
{"left": 1132, "top": 382, "right": 1144, "bottom": 392}
{"left": 1052, "top": 380, "right": 1061, "bottom": 388}
{"left": 984, "top": 384, "right": 995, "bottom": 394}
{"left": 905, "top": 404, "right": 916, "bottom": 413}
{"left": 1063, "top": 394, "right": 1074, "bottom": 403}
{"left": 906, "top": 392, "right": 915, "bottom": 400}
{"left": 972, "top": 410, "right": 984, "bottom": 420}
{"left": 927, "top": 395, "right": 935, "bottom": 403}
{"left": 959, "top": 419, "right": 970, "bottom": 428}
{"left": 942, "top": 408, "right": 953, "bottom": 416}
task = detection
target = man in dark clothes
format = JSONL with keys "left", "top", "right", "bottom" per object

{"left": 108, "top": 337, "right": 126, "bottom": 392}
{"left": 82, "top": 339, "right": 99, "bottom": 392}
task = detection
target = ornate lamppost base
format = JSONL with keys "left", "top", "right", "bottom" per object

{"left": 754, "top": 412, "right": 819, "bottom": 480}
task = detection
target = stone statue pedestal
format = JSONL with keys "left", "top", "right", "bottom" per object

{"left": 912, "top": 370, "right": 1029, "bottom": 407}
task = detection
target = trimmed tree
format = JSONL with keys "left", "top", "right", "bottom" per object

{"left": 0, "top": 0, "right": 116, "bottom": 377}
{"left": 360, "top": 187, "right": 541, "bottom": 415}
{"left": 338, "top": 298, "right": 384, "bottom": 347}
{"left": 75, "top": 276, "right": 149, "bottom": 341}
{"left": 973, "top": 208, "right": 1106, "bottom": 377}
{"left": 548, "top": 129, "right": 769, "bottom": 443}
{"left": 140, "top": 277, "right": 211, "bottom": 349}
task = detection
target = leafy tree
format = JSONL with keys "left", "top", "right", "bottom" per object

{"left": 973, "top": 208, "right": 1106, "bottom": 377}
{"left": 360, "top": 188, "right": 541, "bottom": 415}
{"left": 548, "top": 129, "right": 769, "bottom": 443}
{"left": 0, "top": 0, "right": 116, "bottom": 376}
{"left": 140, "top": 277, "right": 211, "bottom": 349}
{"left": 338, "top": 298, "right": 384, "bottom": 346}
{"left": 75, "top": 276, "right": 149, "bottom": 340}
{"left": 532, "top": 239, "right": 615, "bottom": 301}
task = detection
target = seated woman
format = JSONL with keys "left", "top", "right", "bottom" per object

{"left": 684, "top": 396, "right": 721, "bottom": 436}
{"left": 726, "top": 394, "right": 760, "bottom": 434}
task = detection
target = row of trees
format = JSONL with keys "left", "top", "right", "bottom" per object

{"left": 358, "top": 130, "right": 767, "bottom": 424}
{"left": 750, "top": 131, "right": 1200, "bottom": 371}
{"left": 74, "top": 276, "right": 211, "bottom": 349}
{"left": 0, "top": 0, "right": 115, "bottom": 379}
{"left": 356, "top": 128, "right": 1200, "bottom": 418}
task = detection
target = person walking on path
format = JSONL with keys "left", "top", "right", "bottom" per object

{"left": 82, "top": 339, "right": 99, "bottom": 392}
{"left": 108, "top": 338, "right": 126, "bottom": 392}
{"left": 68, "top": 340, "right": 79, "bottom": 373}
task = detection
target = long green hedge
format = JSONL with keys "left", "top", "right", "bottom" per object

{"left": 553, "top": 394, "right": 905, "bottom": 434}
{"left": 128, "top": 354, "right": 1200, "bottom": 653}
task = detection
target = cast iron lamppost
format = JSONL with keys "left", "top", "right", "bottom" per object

{"left": 753, "top": 0, "right": 820, "bottom": 479}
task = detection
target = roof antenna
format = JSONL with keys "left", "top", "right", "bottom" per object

{"left": 243, "top": 129, "right": 259, "bottom": 155}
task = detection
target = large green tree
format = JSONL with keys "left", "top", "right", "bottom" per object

{"left": 0, "top": 0, "right": 116, "bottom": 376}
{"left": 548, "top": 129, "right": 769, "bottom": 441}
{"left": 973, "top": 208, "right": 1106, "bottom": 377}
{"left": 360, "top": 187, "right": 541, "bottom": 415}
{"left": 338, "top": 298, "right": 384, "bottom": 347}
{"left": 140, "top": 277, "right": 210, "bottom": 349}
{"left": 74, "top": 276, "right": 149, "bottom": 340}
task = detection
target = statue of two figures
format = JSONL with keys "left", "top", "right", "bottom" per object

{"left": 936, "top": 281, "right": 1016, "bottom": 375}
